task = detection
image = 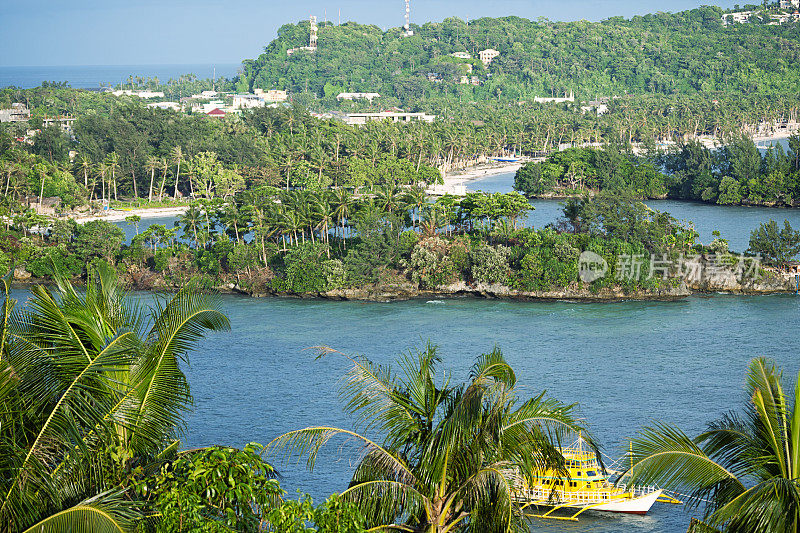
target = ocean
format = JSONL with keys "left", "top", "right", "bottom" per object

{"left": 0, "top": 63, "right": 241, "bottom": 90}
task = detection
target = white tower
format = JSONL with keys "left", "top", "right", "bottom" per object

{"left": 404, "top": 0, "right": 413, "bottom": 36}
{"left": 309, "top": 15, "right": 318, "bottom": 49}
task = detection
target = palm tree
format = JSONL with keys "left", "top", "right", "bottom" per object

{"left": 105, "top": 152, "right": 120, "bottom": 202}
{"left": 268, "top": 344, "right": 590, "bottom": 533}
{"left": 158, "top": 157, "right": 169, "bottom": 201}
{"left": 171, "top": 146, "right": 183, "bottom": 199}
{"left": 145, "top": 155, "right": 159, "bottom": 203}
{"left": 1, "top": 160, "right": 15, "bottom": 198}
{"left": 404, "top": 186, "right": 428, "bottom": 229}
{"left": 623, "top": 357, "right": 800, "bottom": 533}
{"left": 178, "top": 204, "right": 203, "bottom": 248}
{"left": 76, "top": 153, "right": 92, "bottom": 189}
{"left": 331, "top": 188, "right": 353, "bottom": 248}
{"left": 311, "top": 192, "right": 334, "bottom": 254}
{"left": 0, "top": 265, "right": 230, "bottom": 531}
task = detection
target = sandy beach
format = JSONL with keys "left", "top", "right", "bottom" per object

{"left": 71, "top": 206, "right": 189, "bottom": 223}
{"left": 427, "top": 162, "right": 523, "bottom": 196}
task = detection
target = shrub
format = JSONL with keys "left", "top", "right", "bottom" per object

{"left": 26, "top": 243, "right": 83, "bottom": 279}
{"left": 284, "top": 243, "right": 328, "bottom": 293}
{"left": 406, "top": 237, "right": 457, "bottom": 289}
{"left": 470, "top": 243, "right": 510, "bottom": 285}
{"left": 398, "top": 229, "right": 419, "bottom": 257}
{"left": 323, "top": 259, "right": 347, "bottom": 290}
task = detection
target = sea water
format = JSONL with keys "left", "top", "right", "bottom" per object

{"left": 7, "top": 287, "right": 798, "bottom": 532}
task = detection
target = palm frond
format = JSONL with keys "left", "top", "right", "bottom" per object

{"left": 340, "top": 480, "right": 428, "bottom": 530}
{"left": 622, "top": 422, "right": 746, "bottom": 511}
{"left": 20, "top": 490, "right": 139, "bottom": 533}
{"left": 266, "top": 426, "right": 415, "bottom": 484}
{"left": 126, "top": 284, "right": 229, "bottom": 452}
{"left": 314, "top": 345, "right": 419, "bottom": 441}
{"left": 705, "top": 476, "right": 800, "bottom": 533}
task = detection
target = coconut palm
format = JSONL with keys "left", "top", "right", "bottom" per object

{"left": 404, "top": 186, "right": 428, "bottom": 229}
{"left": 171, "top": 146, "right": 183, "bottom": 199}
{"left": 622, "top": 357, "right": 800, "bottom": 533}
{"left": 177, "top": 204, "right": 203, "bottom": 248}
{"left": 145, "top": 155, "right": 159, "bottom": 203}
{"left": 104, "top": 152, "right": 120, "bottom": 203}
{"left": 76, "top": 153, "right": 92, "bottom": 189}
{"left": 268, "top": 344, "right": 590, "bottom": 533}
{"left": 0, "top": 264, "right": 230, "bottom": 532}
{"left": 331, "top": 188, "right": 353, "bottom": 247}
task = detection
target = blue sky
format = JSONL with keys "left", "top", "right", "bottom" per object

{"left": 0, "top": 0, "right": 736, "bottom": 67}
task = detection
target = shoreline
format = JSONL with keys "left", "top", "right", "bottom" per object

{"left": 428, "top": 162, "right": 523, "bottom": 195}
{"left": 69, "top": 206, "right": 189, "bottom": 223}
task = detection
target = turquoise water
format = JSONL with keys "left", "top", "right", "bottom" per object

{"left": 467, "top": 172, "right": 800, "bottom": 252}
{"left": 180, "top": 294, "right": 799, "bottom": 532}
{"left": 7, "top": 288, "right": 799, "bottom": 532}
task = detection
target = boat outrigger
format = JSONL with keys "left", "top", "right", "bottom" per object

{"left": 508, "top": 433, "right": 682, "bottom": 521}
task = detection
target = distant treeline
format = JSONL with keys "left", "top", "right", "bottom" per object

{"left": 515, "top": 136, "right": 800, "bottom": 206}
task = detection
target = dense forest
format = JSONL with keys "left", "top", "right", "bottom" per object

{"left": 236, "top": 5, "right": 800, "bottom": 106}
{"left": 514, "top": 136, "right": 800, "bottom": 206}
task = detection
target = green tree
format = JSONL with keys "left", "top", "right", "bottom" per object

{"left": 748, "top": 219, "right": 800, "bottom": 267}
{"left": 623, "top": 358, "right": 800, "bottom": 533}
{"left": 0, "top": 265, "right": 230, "bottom": 531}
{"left": 268, "top": 344, "right": 591, "bottom": 533}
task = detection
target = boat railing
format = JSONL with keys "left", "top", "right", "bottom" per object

{"left": 515, "top": 484, "right": 660, "bottom": 504}
{"left": 614, "top": 483, "right": 661, "bottom": 498}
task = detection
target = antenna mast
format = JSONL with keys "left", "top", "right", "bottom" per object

{"left": 404, "top": 0, "right": 413, "bottom": 36}
{"left": 310, "top": 15, "right": 318, "bottom": 49}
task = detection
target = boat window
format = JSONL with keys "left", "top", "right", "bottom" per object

{"left": 587, "top": 470, "right": 597, "bottom": 476}
{"left": 576, "top": 471, "right": 581, "bottom": 476}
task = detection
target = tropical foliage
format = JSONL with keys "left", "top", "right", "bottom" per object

{"left": 622, "top": 357, "right": 800, "bottom": 533}
{"left": 268, "top": 344, "right": 594, "bottom": 532}
{"left": 0, "top": 264, "right": 230, "bottom": 531}
{"left": 748, "top": 219, "right": 800, "bottom": 267}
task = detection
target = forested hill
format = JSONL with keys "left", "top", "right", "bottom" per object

{"left": 234, "top": 5, "right": 800, "bottom": 106}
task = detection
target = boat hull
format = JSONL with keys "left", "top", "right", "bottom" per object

{"left": 588, "top": 489, "right": 662, "bottom": 514}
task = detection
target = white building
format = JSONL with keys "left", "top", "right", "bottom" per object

{"left": 722, "top": 11, "right": 754, "bottom": 24}
{"left": 0, "top": 103, "right": 30, "bottom": 123}
{"left": 111, "top": 90, "right": 165, "bottom": 98}
{"left": 193, "top": 100, "right": 227, "bottom": 114}
{"left": 534, "top": 91, "right": 575, "bottom": 104}
{"left": 779, "top": 0, "right": 799, "bottom": 10}
{"left": 345, "top": 111, "right": 436, "bottom": 126}
{"left": 479, "top": 49, "right": 500, "bottom": 66}
{"left": 147, "top": 102, "right": 182, "bottom": 111}
{"left": 254, "top": 89, "right": 288, "bottom": 103}
{"left": 190, "top": 90, "right": 219, "bottom": 99}
{"left": 337, "top": 92, "right": 381, "bottom": 102}
{"left": 232, "top": 94, "right": 267, "bottom": 110}
{"left": 42, "top": 116, "right": 76, "bottom": 134}
{"left": 450, "top": 52, "right": 472, "bottom": 59}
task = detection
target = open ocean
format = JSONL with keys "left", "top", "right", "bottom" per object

{"left": 0, "top": 64, "right": 241, "bottom": 89}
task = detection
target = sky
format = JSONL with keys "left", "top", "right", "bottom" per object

{"left": 0, "top": 0, "right": 737, "bottom": 67}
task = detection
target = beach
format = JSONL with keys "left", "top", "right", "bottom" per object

{"left": 72, "top": 206, "right": 189, "bottom": 223}
{"left": 428, "top": 161, "right": 523, "bottom": 195}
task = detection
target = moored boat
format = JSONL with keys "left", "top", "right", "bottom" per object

{"left": 508, "top": 433, "right": 679, "bottom": 521}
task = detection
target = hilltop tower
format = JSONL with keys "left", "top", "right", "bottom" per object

{"left": 404, "top": 0, "right": 414, "bottom": 36}
{"left": 309, "top": 15, "right": 318, "bottom": 49}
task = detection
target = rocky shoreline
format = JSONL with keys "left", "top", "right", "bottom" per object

{"left": 11, "top": 264, "right": 796, "bottom": 303}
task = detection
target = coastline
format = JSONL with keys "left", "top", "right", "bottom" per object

{"left": 70, "top": 206, "right": 189, "bottom": 223}
{"left": 428, "top": 162, "right": 523, "bottom": 195}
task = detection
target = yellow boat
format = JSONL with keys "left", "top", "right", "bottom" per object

{"left": 508, "top": 433, "right": 680, "bottom": 521}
